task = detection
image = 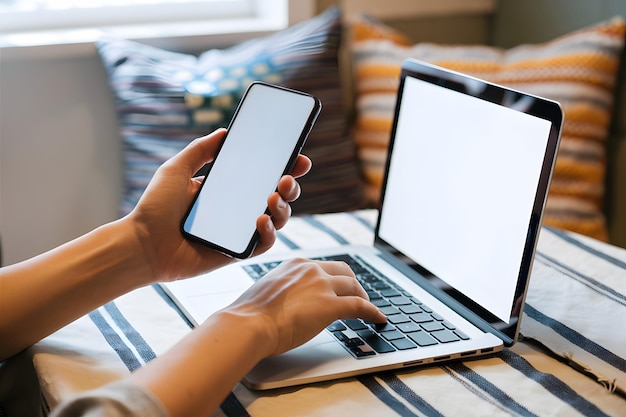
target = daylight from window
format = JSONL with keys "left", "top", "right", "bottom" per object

{"left": 0, "top": 0, "right": 224, "bottom": 12}
{"left": 0, "top": 0, "right": 257, "bottom": 34}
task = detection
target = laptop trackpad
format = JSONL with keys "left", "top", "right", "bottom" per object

{"left": 174, "top": 267, "right": 254, "bottom": 324}
{"left": 244, "top": 331, "right": 347, "bottom": 389}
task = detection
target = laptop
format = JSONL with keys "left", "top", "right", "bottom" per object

{"left": 161, "top": 58, "right": 563, "bottom": 390}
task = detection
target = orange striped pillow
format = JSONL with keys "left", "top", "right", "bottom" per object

{"left": 351, "top": 16, "right": 625, "bottom": 241}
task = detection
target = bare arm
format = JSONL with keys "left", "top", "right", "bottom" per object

{"left": 2, "top": 127, "right": 386, "bottom": 417}
{"left": 0, "top": 128, "right": 311, "bottom": 360}
{"left": 0, "top": 219, "right": 150, "bottom": 360}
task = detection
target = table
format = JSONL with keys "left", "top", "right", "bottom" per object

{"left": 5, "top": 210, "right": 626, "bottom": 416}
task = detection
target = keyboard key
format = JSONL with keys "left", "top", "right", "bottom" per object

{"left": 350, "top": 347, "right": 376, "bottom": 357}
{"left": 391, "top": 338, "right": 417, "bottom": 350}
{"left": 344, "top": 337, "right": 365, "bottom": 348}
{"left": 430, "top": 313, "right": 444, "bottom": 321}
{"left": 381, "top": 289, "right": 401, "bottom": 297}
{"left": 420, "top": 304, "right": 433, "bottom": 313}
{"left": 333, "top": 332, "right": 349, "bottom": 342}
{"left": 343, "top": 319, "right": 368, "bottom": 331}
{"left": 420, "top": 321, "right": 445, "bottom": 332}
{"left": 454, "top": 329, "right": 470, "bottom": 340}
{"left": 327, "top": 321, "right": 346, "bottom": 332}
{"left": 409, "top": 312, "right": 433, "bottom": 323}
{"left": 442, "top": 321, "right": 456, "bottom": 330}
{"left": 357, "top": 329, "right": 396, "bottom": 353}
{"left": 372, "top": 282, "right": 391, "bottom": 290}
{"left": 399, "top": 304, "right": 422, "bottom": 314}
{"left": 372, "top": 298, "right": 391, "bottom": 308}
{"left": 333, "top": 332, "right": 350, "bottom": 346}
{"left": 366, "top": 290, "right": 382, "bottom": 300}
{"left": 389, "top": 296, "right": 413, "bottom": 306}
{"left": 408, "top": 331, "right": 438, "bottom": 347}
{"left": 381, "top": 330, "right": 405, "bottom": 341}
{"left": 396, "top": 322, "right": 422, "bottom": 333}
{"left": 370, "top": 322, "right": 396, "bottom": 333}
{"left": 388, "top": 314, "right": 411, "bottom": 324}
{"left": 430, "top": 329, "right": 461, "bottom": 343}
{"left": 358, "top": 272, "right": 380, "bottom": 284}
{"left": 380, "top": 306, "right": 400, "bottom": 316}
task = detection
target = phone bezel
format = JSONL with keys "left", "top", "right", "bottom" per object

{"left": 180, "top": 81, "right": 321, "bottom": 258}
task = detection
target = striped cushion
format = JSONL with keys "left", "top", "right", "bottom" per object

{"left": 351, "top": 15, "right": 626, "bottom": 241}
{"left": 96, "top": 6, "right": 367, "bottom": 216}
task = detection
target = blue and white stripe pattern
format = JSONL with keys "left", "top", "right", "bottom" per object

{"left": 36, "top": 210, "right": 625, "bottom": 416}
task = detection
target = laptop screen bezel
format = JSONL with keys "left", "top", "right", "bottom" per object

{"left": 373, "top": 59, "right": 563, "bottom": 346}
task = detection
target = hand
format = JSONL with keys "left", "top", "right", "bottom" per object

{"left": 220, "top": 258, "right": 387, "bottom": 357}
{"left": 125, "top": 128, "right": 312, "bottom": 282}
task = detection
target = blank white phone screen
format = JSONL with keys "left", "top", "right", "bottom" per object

{"left": 183, "top": 84, "right": 317, "bottom": 255}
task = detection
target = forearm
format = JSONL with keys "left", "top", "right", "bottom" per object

{"left": 130, "top": 309, "right": 272, "bottom": 417}
{"left": 0, "top": 218, "right": 151, "bottom": 360}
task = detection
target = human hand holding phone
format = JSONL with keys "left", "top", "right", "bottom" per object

{"left": 181, "top": 82, "right": 321, "bottom": 258}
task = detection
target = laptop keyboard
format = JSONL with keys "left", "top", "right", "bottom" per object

{"left": 242, "top": 254, "right": 469, "bottom": 359}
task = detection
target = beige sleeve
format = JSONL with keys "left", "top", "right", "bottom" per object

{"left": 49, "top": 381, "right": 169, "bottom": 417}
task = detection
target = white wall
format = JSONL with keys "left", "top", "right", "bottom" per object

{"left": 0, "top": 46, "right": 123, "bottom": 265}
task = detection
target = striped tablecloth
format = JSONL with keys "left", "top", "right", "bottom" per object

{"left": 15, "top": 210, "right": 626, "bottom": 416}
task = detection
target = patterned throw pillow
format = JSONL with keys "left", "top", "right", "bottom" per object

{"left": 351, "top": 15, "right": 626, "bottom": 241}
{"left": 96, "top": 6, "right": 367, "bottom": 216}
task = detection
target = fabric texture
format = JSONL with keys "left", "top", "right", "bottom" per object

{"left": 30, "top": 210, "right": 626, "bottom": 417}
{"left": 49, "top": 381, "right": 168, "bottom": 417}
{"left": 96, "top": 6, "right": 367, "bottom": 216}
{"left": 351, "top": 15, "right": 626, "bottom": 241}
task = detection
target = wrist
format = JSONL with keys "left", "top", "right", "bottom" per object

{"left": 112, "top": 214, "right": 154, "bottom": 284}
{"left": 111, "top": 216, "right": 158, "bottom": 286}
{"left": 211, "top": 308, "right": 279, "bottom": 360}
{"left": 67, "top": 218, "right": 155, "bottom": 291}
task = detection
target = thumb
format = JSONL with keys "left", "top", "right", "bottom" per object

{"left": 168, "top": 128, "right": 227, "bottom": 176}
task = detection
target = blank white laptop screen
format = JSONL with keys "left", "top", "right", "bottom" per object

{"left": 378, "top": 76, "right": 552, "bottom": 323}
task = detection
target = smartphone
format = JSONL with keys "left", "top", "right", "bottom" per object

{"left": 181, "top": 82, "right": 321, "bottom": 258}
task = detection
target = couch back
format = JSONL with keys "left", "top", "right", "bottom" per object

{"left": 491, "top": 0, "right": 626, "bottom": 247}
{"left": 338, "top": 0, "right": 626, "bottom": 247}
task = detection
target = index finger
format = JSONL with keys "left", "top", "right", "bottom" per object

{"left": 335, "top": 296, "right": 387, "bottom": 324}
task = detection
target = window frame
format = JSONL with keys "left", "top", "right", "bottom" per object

{"left": 0, "top": 0, "right": 314, "bottom": 52}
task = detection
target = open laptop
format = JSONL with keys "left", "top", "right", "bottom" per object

{"left": 161, "top": 58, "right": 563, "bottom": 390}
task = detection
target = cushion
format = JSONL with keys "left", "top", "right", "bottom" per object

{"left": 96, "top": 6, "right": 367, "bottom": 217}
{"left": 351, "top": 15, "right": 626, "bottom": 241}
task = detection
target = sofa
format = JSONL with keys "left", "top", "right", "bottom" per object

{"left": 96, "top": 1, "right": 626, "bottom": 246}
{"left": 484, "top": 0, "right": 626, "bottom": 248}
{"left": 1, "top": 0, "right": 625, "bottom": 268}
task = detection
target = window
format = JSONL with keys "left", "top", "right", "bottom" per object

{"left": 0, "top": 0, "right": 315, "bottom": 50}
{"left": 0, "top": 0, "right": 290, "bottom": 35}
